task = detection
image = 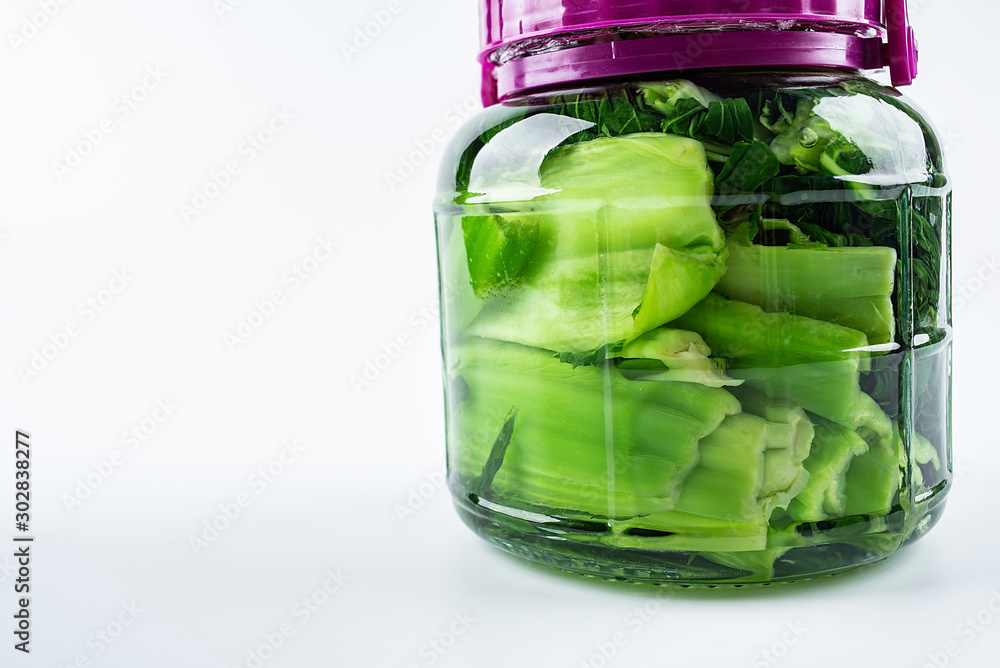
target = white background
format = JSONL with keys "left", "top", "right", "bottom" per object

{"left": 0, "top": 1, "right": 997, "bottom": 667}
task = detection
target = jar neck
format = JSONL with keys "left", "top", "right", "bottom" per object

{"left": 499, "top": 67, "right": 869, "bottom": 106}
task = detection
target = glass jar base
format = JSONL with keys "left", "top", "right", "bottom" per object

{"left": 453, "top": 485, "right": 949, "bottom": 586}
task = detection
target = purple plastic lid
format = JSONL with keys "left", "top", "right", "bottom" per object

{"left": 480, "top": 0, "right": 918, "bottom": 104}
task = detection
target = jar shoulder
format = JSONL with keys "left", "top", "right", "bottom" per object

{"left": 436, "top": 73, "right": 947, "bottom": 203}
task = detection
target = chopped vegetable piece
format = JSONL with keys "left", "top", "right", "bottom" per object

{"left": 617, "top": 405, "right": 814, "bottom": 552}
{"left": 468, "top": 133, "right": 728, "bottom": 352}
{"left": 732, "top": 388, "right": 816, "bottom": 516}
{"left": 672, "top": 293, "right": 869, "bottom": 365}
{"left": 608, "top": 327, "right": 742, "bottom": 388}
{"left": 449, "top": 339, "right": 741, "bottom": 517}
{"left": 715, "top": 241, "right": 897, "bottom": 344}
{"left": 673, "top": 294, "right": 891, "bottom": 437}
{"left": 622, "top": 413, "right": 772, "bottom": 552}
{"left": 462, "top": 213, "right": 539, "bottom": 298}
{"left": 844, "top": 425, "right": 902, "bottom": 516}
{"left": 786, "top": 418, "right": 870, "bottom": 521}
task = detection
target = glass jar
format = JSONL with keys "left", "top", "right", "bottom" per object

{"left": 434, "top": 1, "right": 951, "bottom": 584}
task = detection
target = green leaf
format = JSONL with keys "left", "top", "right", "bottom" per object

{"left": 660, "top": 98, "right": 755, "bottom": 146}
{"left": 716, "top": 141, "right": 781, "bottom": 193}
{"left": 468, "top": 133, "right": 727, "bottom": 353}
{"left": 550, "top": 87, "right": 664, "bottom": 145}
{"left": 713, "top": 141, "right": 780, "bottom": 227}
{"left": 462, "top": 214, "right": 540, "bottom": 299}
{"left": 471, "top": 406, "right": 518, "bottom": 498}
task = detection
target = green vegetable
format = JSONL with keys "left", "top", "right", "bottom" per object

{"left": 777, "top": 194, "right": 944, "bottom": 336}
{"left": 622, "top": 413, "right": 773, "bottom": 552}
{"left": 736, "top": 362, "right": 890, "bottom": 441}
{"left": 766, "top": 97, "right": 868, "bottom": 176}
{"left": 553, "top": 87, "right": 665, "bottom": 140}
{"left": 761, "top": 89, "right": 946, "bottom": 336}
{"left": 608, "top": 327, "right": 742, "bottom": 388}
{"left": 643, "top": 81, "right": 755, "bottom": 157}
{"left": 617, "top": 400, "right": 814, "bottom": 552}
{"left": 732, "top": 388, "right": 815, "bottom": 517}
{"left": 450, "top": 339, "right": 741, "bottom": 518}
{"left": 470, "top": 406, "right": 518, "bottom": 498}
{"left": 462, "top": 213, "right": 539, "bottom": 298}
{"left": 712, "top": 141, "right": 782, "bottom": 227}
{"left": 715, "top": 240, "right": 898, "bottom": 344}
{"left": 672, "top": 293, "right": 870, "bottom": 366}
{"left": 914, "top": 431, "right": 941, "bottom": 470}
{"left": 468, "top": 133, "right": 728, "bottom": 352}
{"left": 702, "top": 548, "right": 791, "bottom": 582}
{"left": 786, "top": 418, "right": 870, "bottom": 521}
{"left": 844, "top": 426, "right": 902, "bottom": 516}
{"left": 759, "top": 94, "right": 798, "bottom": 134}
{"left": 672, "top": 294, "right": 891, "bottom": 437}
{"left": 644, "top": 81, "right": 722, "bottom": 113}
{"left": 715, "top": 141, "right": 781, "bottom": 194}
